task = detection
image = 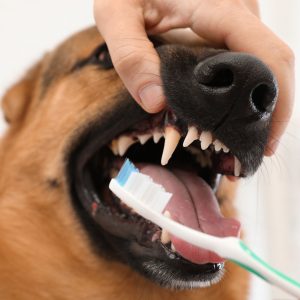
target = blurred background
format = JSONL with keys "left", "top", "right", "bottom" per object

{"left": 0, "top": 1, "right": 299, "bottom": 299}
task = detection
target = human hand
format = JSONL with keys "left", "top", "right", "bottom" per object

{"left": 94, "top": 0, "right": 294, "bottom": 155}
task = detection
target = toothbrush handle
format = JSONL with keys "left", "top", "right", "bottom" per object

{"left": 109, "top": 180, "right": 300, "bottom": 298}
{"left": 222, "top": 238, "right": 300, "bottom": 298}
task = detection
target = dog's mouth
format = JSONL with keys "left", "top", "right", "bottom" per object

{"left": 69, "top": 103, "right": 244, "bottom": 287}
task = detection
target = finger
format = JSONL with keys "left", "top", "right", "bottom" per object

{"left": 264, "top": 62, "right": 295, "bottom": 156}
{"left": 94, "top": 0, "right": 166, "bottom": 113}
{"left": 222, "top": 14, "right": 295, "bottom": 156}
{"left": 243, "top": 0, "right": 260, "bottom": 16}
{"left": 188, "top": 2, "right": 294, "bottom": 156}
{"left": 159, "top": 28, "right": 209, "bottom": 47}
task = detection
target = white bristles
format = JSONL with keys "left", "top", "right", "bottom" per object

{"left": 123, "top": 172, "right": 171, "bottom": 214}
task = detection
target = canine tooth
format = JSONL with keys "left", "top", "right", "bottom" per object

{"left": 138, "top": 134, "right": 152, "bottom": 145}
{"left": 183, "top": 126, "right": 199, "bottom": 147}
{"left": 161, "top": 127, "right": 181, "bottom": 165}
{"left": 234, "top": 156, "right": 242, "bottom": 177}
{"left": 110, "top": 140, "right": 119, "bottom": 155}
{"left": 161, "top": 229, "right": 171, "bottom": 244}
{"left": 153, "top": 131, "right": 163, "bottom": 143}
{"left": 213, "top": 139, "right": 222, "bottom": 152}
{"left": 118, "top": 136, "right": 135, "bottom": 156}
{"left": 199, "top": 131, "right": 213, "bottom": 150}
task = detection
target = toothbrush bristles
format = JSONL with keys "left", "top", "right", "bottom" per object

{"left": 115, "top": 159, "right": 172, "bottom": 213}
{"left": 116, "top": 159, "right": 139, "bottom": 186}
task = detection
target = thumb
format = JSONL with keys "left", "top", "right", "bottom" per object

{"left": 94, "top": 0, "right": 165, "bottom": 113}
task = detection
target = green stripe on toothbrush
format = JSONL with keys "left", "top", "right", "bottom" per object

{"left": 232, "top": 240, "right": 300, "bottom": 288}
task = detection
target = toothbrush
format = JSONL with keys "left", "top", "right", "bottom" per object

{"left": 109, "top": 159, "right": 300, "bottom": 298}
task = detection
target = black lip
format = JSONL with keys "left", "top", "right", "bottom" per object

{"left": 69, "top": 95, "right": 148, "bottom": 172}
{"left": 66, "top": 96, "right": 145, "bottom": 246}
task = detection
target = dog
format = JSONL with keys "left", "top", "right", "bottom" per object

{"left": 0, "top": 26, "right": 277, "bottom": 299}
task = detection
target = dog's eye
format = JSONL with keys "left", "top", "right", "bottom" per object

{"left": 74, "top": 43, "right": 113, "bottom": 71}
{"left": 92, "top": 44, "right": 113, "bottom": 69}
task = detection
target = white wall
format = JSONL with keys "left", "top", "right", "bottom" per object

{"left": 0, "top": 1, "right": 299, "bottom": 299}
{"left": 0, "top": 0, "right": 94, "bottom": 130}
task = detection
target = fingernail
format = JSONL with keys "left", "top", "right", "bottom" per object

{"left": 139, "top": 84, "right": 165, "bottom": 113}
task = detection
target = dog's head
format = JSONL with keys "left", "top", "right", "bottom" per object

{"left": 0, "top": 27, "right": 277, "bottom": 293}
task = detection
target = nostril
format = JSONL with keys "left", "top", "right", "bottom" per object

{"left": 198, "top": 68, "right": 234, "bottom": 88}
{"left": 206, "top": 68, "right": 234, "bottom": 88}
{"left": 251, "top": 84, "right": 275, "bottom": 113}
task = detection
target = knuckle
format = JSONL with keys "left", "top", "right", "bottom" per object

{"left": 112, "top": 40, "right": 159, "bottom": 83}
{"left": 113, "top": 47, "right": 143, "bottom": 74}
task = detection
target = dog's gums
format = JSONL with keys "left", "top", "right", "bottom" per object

{"left": 109, "top": 110, "right": 241, "bottom": 175}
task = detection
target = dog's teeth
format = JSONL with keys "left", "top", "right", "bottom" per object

{"left": 161, "top": 212, "right": 172, "bottom": 244}
{"left": 137, "top": 134, "right": 152, "bottom": 145}
{"left": 153, "top": 131, "right": 163, "bottom": 144}
{"left": 171, "top": 243, "right": 176, "bottom": 252}
{"left": 161, "top": 127, "right": 181, "bottom": 165}
{"left": 110, "top": 140, "right": 119, "bottom": 155}
{"left": 216, "top": 141, "right": 229, "bottom": 153}
{"left": 118, "top": 136, "right": 135, "bottom": 156}
{"left": 183, "top": 126, "right": 199, "bottom": 147}
{"left": 234, "top": 156, "right": 242, "bottom": 177}
{"left": 161, "top": 229, "right": 171, "bottom": 244}
{"left": 213, "top": 139, "right": 222, "bottom": 152}
{"left": 199, "top": 131, "right": 213, "bottom": 150}
{"left": 223, "top": 145, "right": 230, "bottom": 153}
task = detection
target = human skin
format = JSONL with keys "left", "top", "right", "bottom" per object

{"left": 94, "top": 0, "right": 295, "bottom": 155}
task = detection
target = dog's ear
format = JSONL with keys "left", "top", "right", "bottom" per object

{"left": 1, "top": 62, "right": 41, "bottom": 125}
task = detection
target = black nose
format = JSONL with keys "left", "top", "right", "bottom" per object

{"left": 194, "top": 52, "right": 278, "bottom": 118}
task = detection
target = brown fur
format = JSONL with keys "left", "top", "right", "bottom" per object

{"left": 0, "top": 27, "right": 249, "bottom": 300}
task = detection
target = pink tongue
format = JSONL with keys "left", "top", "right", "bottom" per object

{"left": 139, "top": 164, "right": 240, "bottom": 264}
